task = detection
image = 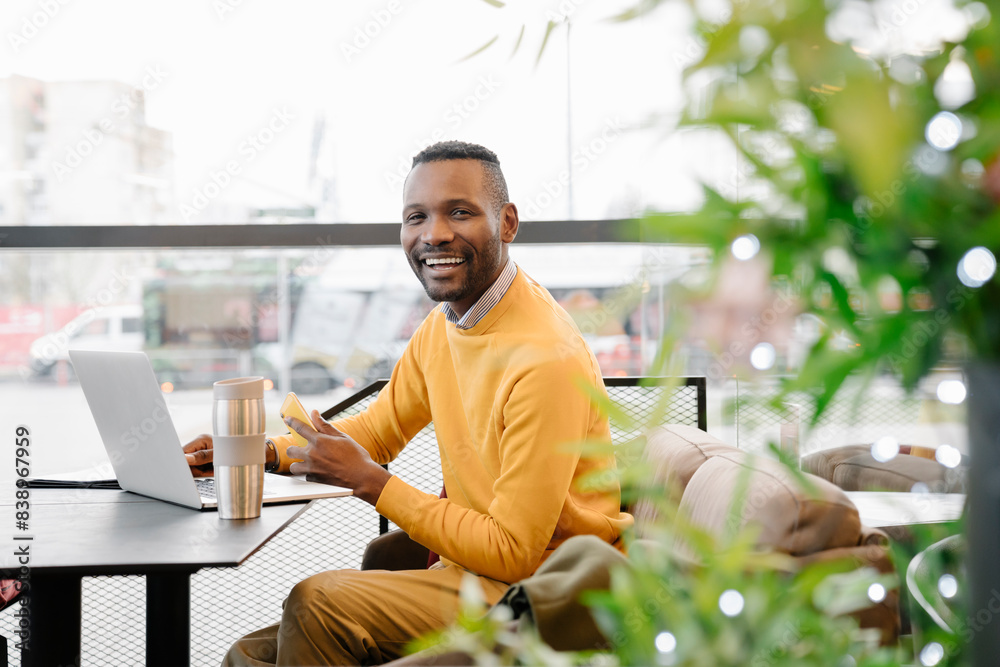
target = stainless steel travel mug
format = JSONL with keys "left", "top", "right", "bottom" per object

{"left": 212, "top": 376, "right": 266, "bottom": 519}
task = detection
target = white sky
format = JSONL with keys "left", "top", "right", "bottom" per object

{"left": 0, "top": 0, "right": 972, "bottom": 223}
{"left": 1, "top": 0, "right": 708, "bottom": 222}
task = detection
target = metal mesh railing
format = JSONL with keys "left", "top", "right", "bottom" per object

{"left": 81, "top": 575, "right": 146, "bottom": 660}
{"left": 732, "top": 379, "right": 923, "bottom": 456}
{"left": 189, "top": 495, "right": 382, "bottom": 664}
{"left": 1, "top": 377, "right": 705, "bottom": 666}
{"left": 605, "top": 377, "right": 706, "bottom": 443}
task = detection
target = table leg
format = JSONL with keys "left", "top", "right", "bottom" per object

{"left": 146, "top": 571, "right": 193, "bottom": 667}
{"left": 22, "top": 572, "right": 82, "bottom": 667}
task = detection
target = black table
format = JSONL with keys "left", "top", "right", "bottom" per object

{"left": 1, "top": 488, "right": 310, "bottom": 667}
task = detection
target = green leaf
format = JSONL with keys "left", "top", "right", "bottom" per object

{"left": 767, "top": 441, "right": 820, "bottom": 498}
{"left": 818, "top": 270, "right": 862, "bottom": 337}
{"left": 813, "top": 568, "right": 897, "bottom": 617}
{"left": 607, "top": 0, "right": 664, "bottom": 22}
{"left": 458, "top": 35, "right": 498, "bottom": 62}
{"left": 575, "top": 377, "right": 637, "bottom": 429}
{"left": 510, "top": 24, "right": 525, "bottom": 59}
{"left": 535, "top": 20, "right": 559, "bottom": 67}
{"left": 477, "top": 0, "right": 505, "bottom": 7}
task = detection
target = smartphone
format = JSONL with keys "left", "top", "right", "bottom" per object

{"left": 280, "top": 392, "right": 316, "bottom": 447}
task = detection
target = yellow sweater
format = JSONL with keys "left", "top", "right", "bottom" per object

{"left": 282, "top": 269, "right": 632, "bottom": 583}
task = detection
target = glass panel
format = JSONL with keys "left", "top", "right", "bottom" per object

{"left": 0, "top": 242, "right": 707, "bottom": 480}
{"left": 0, "top": 241, "right": 968, "bottom": 484}
{"left": 0, "top": 1, "right": 713, "bottom": 225}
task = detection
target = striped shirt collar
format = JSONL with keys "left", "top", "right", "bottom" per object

{"left": 441, "top": 258, "right": 517, "bottom": 330}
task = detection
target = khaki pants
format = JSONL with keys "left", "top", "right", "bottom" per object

{"left": 222, "top": 563, "right": 509, "bottom": 666}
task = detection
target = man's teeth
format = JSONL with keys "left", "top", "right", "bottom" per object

{"left": 425, "top": 258, "right": 465, "bottom": 266}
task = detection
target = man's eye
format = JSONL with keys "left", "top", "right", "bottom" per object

{"left": 453, "top": 209, "right": 471, "bottom": 217}
{"left": 405, "top": 214, "right": 425, "bottom": 224}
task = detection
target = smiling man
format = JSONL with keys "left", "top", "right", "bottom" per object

{"left": 216, "top": 141, "right": 631, "bottom": 666}
{"left": 402, "top": 145, "right": 514, "bottom": 316}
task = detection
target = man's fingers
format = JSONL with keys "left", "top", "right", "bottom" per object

{"left": 310, "top": 410, "right": 337, "bottom": 432}
{"left": 286, "top": 445, "right": 306, "bottom": 461}
{"left": 185, "top": 449, "right": 213, "bottom": 466}
{"left": 283, "top": 416, "right": 314, "bottom": 439}
{"left": 186, "top": 444, "right": 214, "bottom": 478}
{"left": 288, "top": 462, "right": 318, "bottom": 481}
{"left": 182, "top": 434, "right": 213, "bottom": 453}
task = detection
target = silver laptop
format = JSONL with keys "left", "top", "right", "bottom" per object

{"left": 69, "top": 349, "right": 352, "bottom": 510}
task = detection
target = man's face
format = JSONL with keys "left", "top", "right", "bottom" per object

{"left": 401, "top": 159, "right": 518, "bottom": 316}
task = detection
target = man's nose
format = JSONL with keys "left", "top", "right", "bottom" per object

{"left": 421, "top": 215, "right": 455, "bottom": 246}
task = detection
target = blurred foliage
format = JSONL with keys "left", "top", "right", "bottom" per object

{"left": 407, "top": 571, "right": 588, "bottom": 666}
{"left": 888, "top": 519, "right": 967, "bottom": 667}
{"left": 412, "top": 443, "right": 904, "bottom": 665}
{"left": 583, "top": 531, "right": 898, "bottom": 667}
{"left": 641, "top": 0, "right": 1000, "bottom": 420}
{"left": 412, "top": 0, "right": 993, "bottom": 665}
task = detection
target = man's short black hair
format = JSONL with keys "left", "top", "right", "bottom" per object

{"left": 411, "top": 141, "right": 509, "bottom": 216}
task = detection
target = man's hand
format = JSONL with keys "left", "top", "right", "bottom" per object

{"left": 183, "top": 434, "right": 215, "bottom": 477}
{"left": 183, "top": 434, "right": 277, "bottom": 477}
{"left": 285, "top": 410, "right": 392, "bottom": 506}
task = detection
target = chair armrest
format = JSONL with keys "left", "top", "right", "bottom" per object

{"left": 361, "top": 529, "right": 431, "bottom": 571}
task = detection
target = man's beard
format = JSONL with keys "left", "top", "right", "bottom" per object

{"left": 408, "top": 228, "right": 503, "bottom": 304}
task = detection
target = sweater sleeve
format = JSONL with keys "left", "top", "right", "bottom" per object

{"left": 331, "top": 324, "right": 433, "bottom": 464}
{"left": 270, "top": 323, "right": 433, "bottom": 472}
{"left": 375, "top": 355, "right": 602, "bottom": 584}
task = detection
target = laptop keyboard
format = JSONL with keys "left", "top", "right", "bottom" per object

{"left": 196, "top": 477, "right": 277, "bottom": 499}
{"left": 195, "top": 478, "right": 217, "bottom": 499}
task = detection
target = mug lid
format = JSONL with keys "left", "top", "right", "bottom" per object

{"left": 213, "top": 376, "right": 264, "bottom": 400}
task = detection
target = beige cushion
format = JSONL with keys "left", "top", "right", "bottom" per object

{"left": 637, "top": 425, "right": 862, "bottom": 556}
{"left": 679, "top": 451, "right": 861, "bottom": 556}
{"left": 631, "top": 424, "right": 734, "bottom": 537}
{"left": 801, "top": 444, "right": 870, "bottom": 482}
{"left": 802, "top": 445, "right": 966, "bottom": 493}
{"left": 642, "top": 424, "right": 737, "bottom": 490}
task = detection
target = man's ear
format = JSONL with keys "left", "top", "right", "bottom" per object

{"left": 500, "top": 203, "right": 519, "bottom": 243}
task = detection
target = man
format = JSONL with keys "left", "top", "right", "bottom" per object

{"left": 185, "top": 141, "right": 632, "bottom": 665}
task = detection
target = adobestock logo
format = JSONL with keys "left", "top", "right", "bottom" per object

{"left": 25, "top": 265, "right": 136, "bottom": 378}
{"left": 50, "top": 64, "right": 169, "bottom": 183}
{"left": 180, "top": 106, "right": 295, "bottom": 221}
{"left": 7, "top": 0, "right": 73, "bottom": 53}
{"left": 118, "top": 400, "right": 170, "bottom": 452}
{"left": 213, "top": 0, "right": 247, "bottom": 21}
{"left": 521, "top": 117, "right": 624, "bottom": 220}
{"left": 383, "top": 75, "right": 503, "bottom": 192}
{"left": 223, "top": 235, "right": 336, "bottom": 349}
{"left": 544, "top": 0, "right": 585, "bottom": 22}
{"left": 340, "top": 0, "right": 404, "bottom": 63}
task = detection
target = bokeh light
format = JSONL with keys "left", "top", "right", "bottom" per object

{"left": 935, "top": 57, "right": 975, "bottom": 109}
{"left": 925, "top": 111, "right": 962, "bottom": 151}
{"left": 957, "top": 246, "right": 996, "bottom": 287}
{"left": 655, "top": 631, "right": 677, "bottom": 654}
{"left": 750, "top": 342, "right": 776, "bottom": 370}
{"left": 938, "top": 574, "right": 958, "bottom": 599}
{"left": 719, "top": 589, "right": 745, "bottom": 617}
{"left": 935, "top": 444, "right": 962, "bottom": 469}
{"left": 936, "top": 380, "right": 967, "bottom": 404}
{"left": 919, "top": 641, "right": 945, "bottom": 666}
{"left": 731, "top": 234, "right": 760, "bottom": 261}
{"left": 871, "top": 436, "right": 899, "bottom": 463}
{"left": 867, "top": 583, "right": 886, "bottom": 603}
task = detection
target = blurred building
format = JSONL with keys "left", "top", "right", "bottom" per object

{"left": 0, "top": 74, "right": 174, "bottom": 225}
